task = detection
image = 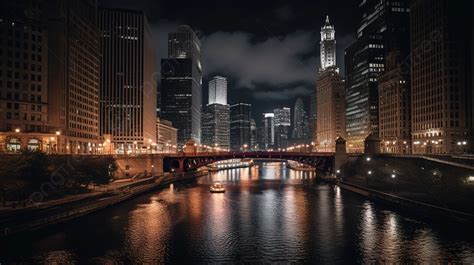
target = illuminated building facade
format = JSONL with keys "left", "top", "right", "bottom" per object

{"left": 161, "top": 25, "right": 202, "bottom": 146}
{"left": 410, "top": 0, "right": 473, "bottom": 154}
{"left": 378, "top": 51, "right": 411, "bottom": 154}
{"left": 0, "top": 0, "right": 101, "bottom": 154}
{"left": 230, "top": 103, "right": 251, "bottom": 151}
{"left": 345, "top": 0, "right": 410, "bottom": 152}
{"left": 99, "top": 8, "right": 156, "bottom": 154}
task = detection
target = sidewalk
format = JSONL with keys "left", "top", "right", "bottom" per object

{"left": 0, "top": 176, "right": 157, "bottom": 214}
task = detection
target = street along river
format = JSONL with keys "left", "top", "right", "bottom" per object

{"left": 1, "top": 162, "right": 473, "bottom": 263}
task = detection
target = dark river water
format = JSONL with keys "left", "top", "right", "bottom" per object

{"left": 1, "top": 162, "right": 474, "bottom": 264}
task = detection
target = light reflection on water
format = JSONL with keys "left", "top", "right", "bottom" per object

{"left": 0, "top": 162, "right": 473, "bottom": 264}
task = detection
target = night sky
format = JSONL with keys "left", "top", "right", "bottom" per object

{"left": 99, "top": 0, "right": 358, "bottom": 120}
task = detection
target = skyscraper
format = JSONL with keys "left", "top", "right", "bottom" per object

{"left": 292, "top": 98, "right": 310, "bottom": 143}
{"left": 161, "top": 25, "right": 202, "bottom": 145}
{"left": 98, "top": 8, "right": 156, "bottom": 154}
{"left": 262, "top": 113, "right": 275, "bottom": 150}
{"left": 274, "top": 107, "right": 291, "bottom": 149}
{"left": 345, "top": 0, "right": 410, "bottom": 153}
{"left": 316, "top": 16, "right": 346, "bottom": 152}
{"left": 208, "top": 76, "right": 227, "bottom": 105}
{"left": 378, "top": 51, "right": 411, "bottom": 154}
{"left": 0, "top": 0, "right": 101, "bottom": 154}
{"left": 202, "top": 104, "right": 230, "bottom": 150}
{"left": 230, "top": 103, "right": 251, "bottom": 151}
{"left": 0, "top": 0, "right": 50, "bottom": 153}
{"left": 250, "top": 119, "right": 257, "bottom": 150}
{"left": 410, "top": 0, "right": 473, "bottom": 154}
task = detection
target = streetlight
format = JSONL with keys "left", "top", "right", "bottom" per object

{"left": 106, "top": 139, "right": 112, "bottom": 154}
{"left": 55, "top": 131, "right": 61, "bottom": 153}
{"left": 14, "top": 128, "right": 20, "bottom": 133}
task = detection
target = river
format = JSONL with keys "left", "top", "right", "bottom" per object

{"left": 1, "top": 162, "right": 473, "bottom": 263}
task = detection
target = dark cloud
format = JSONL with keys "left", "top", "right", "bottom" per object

{"left": 274, "top": 5, "right": 295, "bottom": 22}
{"left": 202, "top": 31, "right": 318, "bottom": 89}
{"left": 254, "top": 86, "right": 313, "bottom": 101}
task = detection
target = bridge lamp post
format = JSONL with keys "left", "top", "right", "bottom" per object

{"left": 242, "top": 144, "right": 248, "bottom": 152}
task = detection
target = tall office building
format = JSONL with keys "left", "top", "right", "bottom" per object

{"left": 310, "top": 91, "right": 317, "bottom": 145}
{"left": 98, "top": 8, "right": 156, "bottom": 154}
{"left": 262, "top": 113, "right": 275, "bottom": 150}
{"left": 230, "top": 103, "right": 251, "bottom": 151}
{"left": 274, "top": 107, "right": 291, "bottom": 149}
{"left": 316, "top": 69, "right": 346, "bottom": 152}
{"left": 48, "top": 0, "right": 101, "bottom": 154}
{"left": 250, "top": 119, "right": 257, "bottom": 150}
{"left": 378, "top": 51, "right": 411, "bottom": 154}
{"left": 202, "top": 104, "right": 230, "bottom": 149}
{"left": 0, "top": 0, "right": 101, "bottom": 154}
{"left": 316, "top": 16, "right": 346, "bottom": 152}
{"left": 161, "top": 25, "right": 202, "bottom": 145}
{"left": 292, "top": 98, "right": 310, "bottom": 143}
{"left": 345, "top": 0, "right": 410, "bottom": 152}
{"left": 0, "top": 0, "right": 50, "bottom": 152}
{"left": 410, "top": 0, "right": 473, "bottom": 154}
{"left": 209, "top": 76, "right": 227, "bottom": 105}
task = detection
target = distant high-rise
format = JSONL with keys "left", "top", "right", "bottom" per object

{"left": 230, "top": 103, "right": 251, "bottom": 151}
{"left": 410, "top": 0, "right": 473, "bottom": 154}
{"left": 320, "top": 16, "right": 336, "bottom": 72}
{"left": 250, "top": 119, "right": 257, "bottom": 150}
{"left": 292, "top": 98, "right": 310, "bottom": 143}
{"left": 168, "top": 25, "right": 202, "bottom": 71}
{"left": 274, "top": 107, "right": 291, "bottom": 149}
{"left": 202, "top": 104, "right": 230, "bottom": 150}
{"left": 316, "top": 16, "right": 346, "bottom": 152}
{"left": 161, "top": 25, "right": 202, "bottom": 145}
{"left": 274, "top": 108, "right": 291, "bottom": 127}
{"left": 345, "top": 0, "right": 410, "bottom": 152}
{"left": 98, "top": 8, "right": 156, "bottom": 154}
{"left": 209, "top": 76, "right": 227, "bottom": 105}
{"left": 262, "top": 113, "right": 275, "bottom": 150}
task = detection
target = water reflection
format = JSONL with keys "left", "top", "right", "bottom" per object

{"left": 0, "top": 162, "right": 473, "bottom": 263}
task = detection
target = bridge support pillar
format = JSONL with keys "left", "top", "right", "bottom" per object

{"left": 334, "top": 137, "right": 347, "bottom": 174}
{"left": 176, "top": 158, "right": 185, "bottom": 173}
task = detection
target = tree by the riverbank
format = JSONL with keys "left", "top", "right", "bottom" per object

{"left": 0, "top": 152, "right": 117, "bottom": 206}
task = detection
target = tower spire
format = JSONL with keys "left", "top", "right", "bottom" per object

{"left": 325, "top": 15, "right": 330, "bottom": 25}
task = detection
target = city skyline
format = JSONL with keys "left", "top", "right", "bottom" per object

{"left": 98, "top": 0, "right": 358, "bottom": 120}
{"left": 1, "top": 1, "right": 474, "bottom": 263}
